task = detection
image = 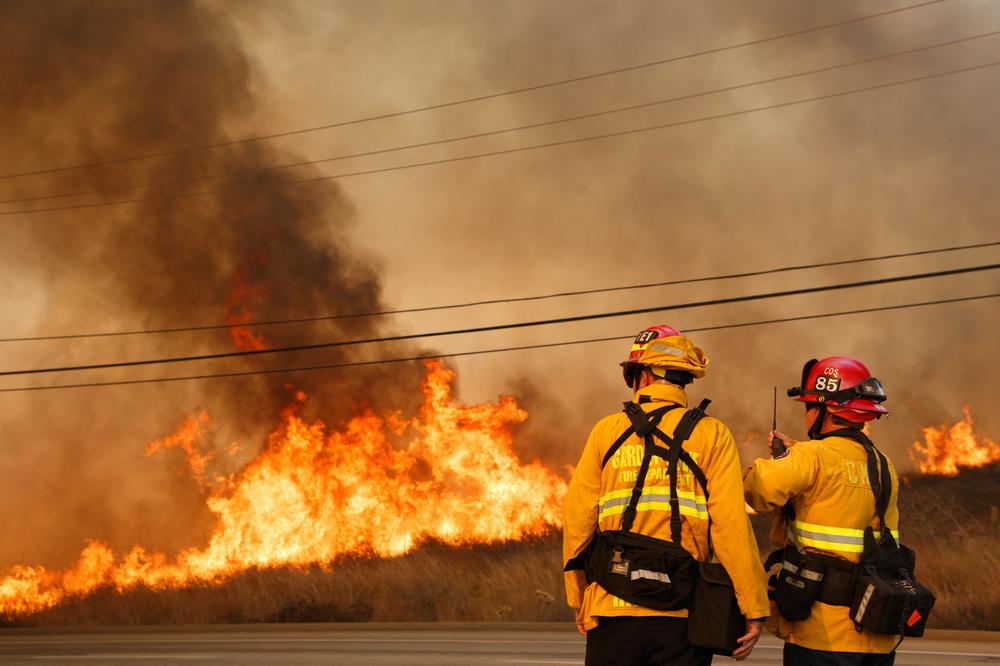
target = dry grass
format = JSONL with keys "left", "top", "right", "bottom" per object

{"left": 895, "top": 464, "right": 1000, "bottom": 629}
{"left": 4, "top": 465, "right": 996, "bottom": 629}
{"left": 2, "top": 536, "right": 572, "bottom": 627}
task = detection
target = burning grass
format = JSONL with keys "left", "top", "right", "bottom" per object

{"left": 909, "top": 406, "right": 1000, "bottom": 476}
{"left": 0, "top": 362, "right": 566, "bottom": 619}
{"left": 5, "top": 465, "right": 997, "bottom": 629}
{"left": 1, "top": 535, "right": 571, "bottom": 627}
{"left": 3, "top": 383, "right": 996, "bottom": 630}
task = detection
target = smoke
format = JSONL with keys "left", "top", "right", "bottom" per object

{"left": 0, "top": 0, "right": 427, "bottom": 569}
{"left": 312, "top": 0, "right": 999, "bottom": 467}
{"left": 1, "top": 0, "right": 998, "bottom": 573}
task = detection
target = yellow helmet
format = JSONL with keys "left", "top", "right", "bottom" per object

{"left": 621, "top": 325, "right": 709, "bottom": 388}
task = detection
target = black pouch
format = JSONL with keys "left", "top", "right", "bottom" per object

{"left": 688, "top": 560, "right": 743, "bottom": 655}
{"left": 586, "top": 529, "right": 697, "bottom": 611}
{"left": 773, "top": 545, "right": 826, "bottom": 621}
{"left": 851, "top": 571, "right": 935, "bottom": 636}
{"left": 850, "top": 529, "right": 935, "bottom": 636}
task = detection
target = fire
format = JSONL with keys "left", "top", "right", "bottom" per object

{"left": 909, "top": 406, "right": 1000, "bottom": 476}
{"left": 0, "top": 361, "right": 567, "bottom": 617}
{"left": 145, "top": 411, "right": 214, "bottom": 486}
{"left": 223, "top": 255, "right": 270, "bottom": 351}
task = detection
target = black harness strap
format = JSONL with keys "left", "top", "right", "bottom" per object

{"left": 611, "top": 398, "right": 712, "bottom": 544}
{"left": 622, "top": 443, "right": 656, "bottom": 532}
{"left": 652, "top": 399, "right": 711, "bottom": 544}
{"left": 601, "top": 405, "right": 674, "bottom": 470}
{"left": 617, "top": 404, "right": 675, "bottom": 532}
{"left": 652, "top": 400, "right": 711, "bottom": 492}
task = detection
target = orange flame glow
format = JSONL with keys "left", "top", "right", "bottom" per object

{"left": 909, "top": 406, "right": 1000, "bottom": 476}
{"left": 223, "top": 257, "right": 269, "bottom": 351}
{"left": 145, "top": 411, "right": 214, "bottom": 486}
{"left": 0, "top": 362, "right": 566, "bottom": 617}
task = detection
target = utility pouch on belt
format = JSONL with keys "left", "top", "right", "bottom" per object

{"left": 850, "top": 528, "right": 935, "bottom": 636}
{"left": 584, "top": 528, "right": 696, "bottom": 611}
{"left": 772, "top": 545, "right": 826, "bottom": 621}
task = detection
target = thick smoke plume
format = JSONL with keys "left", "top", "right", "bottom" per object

{"left": 0, "top": 0, "right": 427, "bottom": 570}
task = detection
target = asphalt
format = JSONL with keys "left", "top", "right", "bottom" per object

{"left": 0, "top": 623, "right": 996, "bottom": 665}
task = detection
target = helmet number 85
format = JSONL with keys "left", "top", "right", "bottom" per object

{"left": 815, "top": 376, "right": 840, "bottom": 392}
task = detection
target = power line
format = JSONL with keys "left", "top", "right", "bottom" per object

{"left": 2, "top": 240, "right": 996, "bottom": 344}
{"left": 1, "top": 263, "right": 996, "bottom": 377}
{"left": 2, "top": 292, "right": 994, "bottom": 394}
{"left": 0, "top": 0, "right": 944, "bottom": 183}
{"left": 5, "top": 56, "right": 999, "bottom": 218}
{"left": 7, "top": 25, "right": 997, "bottom": 208}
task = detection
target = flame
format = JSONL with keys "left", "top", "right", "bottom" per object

{"left": 223, "top": 255, "right": 270, "bottom": 351}
{"left": 909, "top": 405, "right": 1000, "bottom": 476}
{"left": 0, "top": 361, "right": 567, "bottom": 617}
{"left": 145, "top": 411, "right": 214, "bottom": 486}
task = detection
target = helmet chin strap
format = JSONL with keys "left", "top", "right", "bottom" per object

{"left": 807, "top": 404, "right": 827, "bottom": 439}
{"left": 623, "top": 364, "right": 642, "bottom": 391}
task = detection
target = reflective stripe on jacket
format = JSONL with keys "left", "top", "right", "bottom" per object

{"left": 743, "top": 435, "right": 901, "bottom": 654}
{"left": 793, "top": 519, "right": 898, "bottom": 555}
{"left": 562, "top": 383, "right": 770, "bottom": 631}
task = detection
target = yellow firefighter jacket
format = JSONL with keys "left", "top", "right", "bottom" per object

{"left": 563, "top": 383, "right": 770, "bottom": 631}
{"left": 743, "top": 435, "right": 901, "bottom": 653}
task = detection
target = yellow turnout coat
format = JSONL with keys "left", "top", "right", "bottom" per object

{"left": 563, "top": 383, "right": 770, "bottom": 631}
{"left": 743, "top": 435, "right": 901, "bottom": 653}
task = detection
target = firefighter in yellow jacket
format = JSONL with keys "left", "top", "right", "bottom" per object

{"left": 563, "top": 325, "right": 770, "bottom": 665}
{"left": 744, "top": 356, "right": 901, "bottom": 665}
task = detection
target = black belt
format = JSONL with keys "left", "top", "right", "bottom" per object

{"left": 766, "top": 548, "right": 857, "bottom": 608}
{"left": 816, "top": 564, "right": 855, "bottom": 607}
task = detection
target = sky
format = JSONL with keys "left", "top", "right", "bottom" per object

{"left": 0, "top": 0, "right": 998, "bottom": 569}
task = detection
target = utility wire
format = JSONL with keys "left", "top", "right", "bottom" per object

{"left": 4, "top": 56, "right": 999, "bottom": 218}
{"left": 2, "top": 292, "right": 994, "bottom": 394}
{"left": 1, "top": 240, "right": 996, "bottom": 344}
{"left": 6, "top": 25, "right": 996, "bottom": 208}
{"left": 0, "top": 0, "right": 944, "bottom": 183}
{"left": 1, "top": 263, "right": 996, "bottom": 378}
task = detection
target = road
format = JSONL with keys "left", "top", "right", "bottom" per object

{"left": 0, "top": 623, "right": 996, "bottom": 665}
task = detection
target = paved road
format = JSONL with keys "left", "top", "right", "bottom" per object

{"left": 0, "top": 623, "right": 996, "bottom": 665}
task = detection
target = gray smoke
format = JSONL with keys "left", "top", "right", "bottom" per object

{"left": 0, "top": 0, "right": 427, "bottom": 569}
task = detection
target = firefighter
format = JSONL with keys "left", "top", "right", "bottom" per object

{"left": 744, "top": 356, "right": 901, "bottom": 665}
{"left": 563, "top": 325, "right": 770, "bottom": 665}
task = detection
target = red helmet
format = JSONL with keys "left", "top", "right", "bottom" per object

{"left": 787, "top": 356, "right": 888, "bottom": 419}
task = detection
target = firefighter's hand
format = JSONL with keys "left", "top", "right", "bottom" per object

{"left": 575, "top": 607, "right": 586, "bottom": 635}
{"left": 768, "top": 430, "right": 791, "bottom": 457}
{"left": 731, "top": 618, "right": 765, "bottom": 661}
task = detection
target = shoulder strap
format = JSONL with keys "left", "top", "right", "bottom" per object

{"left": 613, "top": 403, "right": 677, "bottom": 532}
{"left": 648, "top": 398, "right": 712, "bottom": 544}
{"left": 650, "top": 399, "right": 712, "bottom": 493}
{"left": 674, "top": 398, "right": 712, "bottom": 443}
{"left": 821, "top": 428, "right": 892, "bottom": 541}
{"left": 600, "top": 403, "right": 675, "bottom": 470}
